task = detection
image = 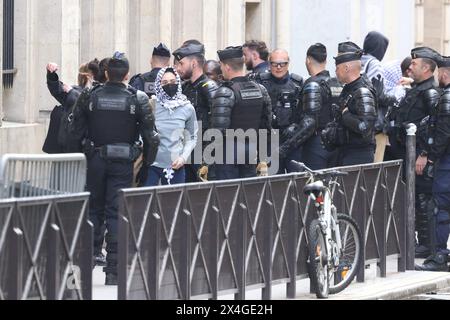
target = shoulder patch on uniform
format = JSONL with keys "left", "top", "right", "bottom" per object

{"left": 240, "top": 88, "right": 263, "bottom": 100}
{"left": 330, "top": 86, "right": 343, "bottom": 97}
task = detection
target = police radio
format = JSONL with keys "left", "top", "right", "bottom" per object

{"left": 280, "top": 91, "right": 293, "bottom": 108}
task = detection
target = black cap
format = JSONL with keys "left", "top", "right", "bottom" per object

{"left": 307, "top": 43, "right": 327, "bottom": 63}
{"left": 217, "top": 46, "right": 243, "bottom": 61}
{"left": 437, "top": 55, "right": 450, "bottom": 68}
{"left": 411, "top": 47, "right": 441, "bottom": 61}
{"left": 108, "top": 51, "right": 129, "bottom": 69}
{"left": 153, "top": 43, "right": 171, "bottom": 57}
{"left": 334, "top": 41, "right": 363, "bottom": 65}
{"left": 172, "top": 43, "right": 205, "bottom": 61}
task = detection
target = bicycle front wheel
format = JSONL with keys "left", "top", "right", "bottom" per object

{"left": 308, "top": 219, "right": 329, "bottom": 299}
{"left": 329, "top": 214, "right": 363, "bottom": 295}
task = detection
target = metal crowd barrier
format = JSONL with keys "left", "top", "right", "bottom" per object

{"left": 118, "top": 160, "right": 408, "bottom": 300}
{"left": 0, "top": 154, "right": 87, "bottom": 198}
{"left": 0, "top": 193, "right": 92, "bottom": 300}
{"left": 0, "top": 153, "right": 92, "bottom": 300}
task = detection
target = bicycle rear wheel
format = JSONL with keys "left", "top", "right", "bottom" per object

{"left": 308, "top": 219, "right": 329, "bottom": 299}
{"left": 329, "top": 214, "right": 363, "bottom": 295}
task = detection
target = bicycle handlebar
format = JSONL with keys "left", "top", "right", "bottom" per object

{"left": 290, "top": 160, "right": 349, "bottom": 178}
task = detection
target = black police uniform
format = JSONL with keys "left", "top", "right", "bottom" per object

{"left": 416, "top": 55, "right": 450, "bottom": 270}
{"left": 129, "top": 68, "right": 161, "bottom": 98}
{"left": 289, "top": 70, "right": 341, "bottom": 170}
{"left": 323, "top": 42, "right": 377, "bottom": 166}
{"left": 173, "top": 44, "right": 219, "bottom": 182}
{"left": 256, "top": 71, "right": 303, "bottom": 173}
{"left": 211, "top": 46, "right": 272, "bottom": 180}
{"left": 247, "top": 61, "right": 270, "bottom": 81}
{"left": 70, "top": 55, "right": 159, "bottom": 283}
{"left": 129, "top": 43, "right": 171, "bottom": 98}
{"left": 387, "top": 47, "right": 441, "bottom": 258}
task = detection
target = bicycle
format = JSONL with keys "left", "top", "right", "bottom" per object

{"left": 291, "top": 161, "right": 363, "bottom": 299}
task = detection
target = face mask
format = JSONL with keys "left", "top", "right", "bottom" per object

{"left": 163, "top": 83, "right": 178, "bottom": 98}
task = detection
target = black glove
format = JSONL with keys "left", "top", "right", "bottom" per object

{"left": 136, "top": 163, "right": 150, "bottom": 187}
{"left": 423, "top": 161, "right": 434, "bottom": 181}
{"left": 371, "top": 75, "right": 384, "bottom": 95}
{"left": 278, "top": 144, "right": 290, "bottom": 160}
{"left": 281, "top": 124, "right": 298, "bottom": 142}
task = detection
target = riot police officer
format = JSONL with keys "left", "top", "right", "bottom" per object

{"left": 129, "top": 43, "right": 171, "bottom": 98}
{"left": 287, "top": 43, "right": 341, "bottom": 170}
{"left": 388, "top": 47, "right": 441, "bottom": 258}
{"left": 416, "top": 55, "right": 450, "bottom": 271}
{"left": 173, "top": 42, "right": 219, "bottom": 182}
{"left": 243, "top": 40, "right": 270, "bottom": 80}
{"left": 70, "top": 52, "right": 160, "bottom": 285}
{"left": 211, "top": 46, "right": 272, "bottom": 180}
{"left": 322, "top": 42, "right": 377, "bottom": 166}
{"left": 255, "top": 49, "right": 303, "bottom": 173}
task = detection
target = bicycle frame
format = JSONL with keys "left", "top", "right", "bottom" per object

{"left": 311, "top": 184, "right": 342, "bottom": 269}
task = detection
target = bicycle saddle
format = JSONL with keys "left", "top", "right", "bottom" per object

{"left": 304, "top": 181, "right": 326, "bottom": 196}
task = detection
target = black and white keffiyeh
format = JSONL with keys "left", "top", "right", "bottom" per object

{"left": 155, "top": 67, "right": 190, "bottom": 113}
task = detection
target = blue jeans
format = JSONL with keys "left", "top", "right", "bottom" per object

{"left": 145, "top": 166, "right": 186, "bottom": 186}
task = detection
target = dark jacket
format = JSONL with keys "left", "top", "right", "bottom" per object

{"left": 43, "top": 71, "right": 82, "bottom": 154}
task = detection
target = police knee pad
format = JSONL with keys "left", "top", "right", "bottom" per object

{"left": 416, "top": 193, "right": 431, "bottom": 213}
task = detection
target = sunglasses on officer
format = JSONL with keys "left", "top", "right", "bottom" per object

{"left": 270, "top": 61, "right": 289, "bottom": 68}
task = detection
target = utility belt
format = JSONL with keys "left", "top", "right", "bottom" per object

{"left": 84, "top": 141, "right": 142, "bottom": 162}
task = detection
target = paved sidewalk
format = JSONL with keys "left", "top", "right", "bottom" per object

{"left": 92, "top": 257, "right": 450, "bottom": 300}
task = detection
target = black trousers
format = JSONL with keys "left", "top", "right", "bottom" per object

{"left": 338, "top": 145, "right": 375, "bottom": 167}
{"left": 86, "top": 152, "right": 133, "bottom": 274}
{"left": 302, "top": 134, "right": 338, "bottom": 170}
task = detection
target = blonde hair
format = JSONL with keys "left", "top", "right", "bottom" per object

{"left": 78, "top": 63, "right": 93, "bottom": 88}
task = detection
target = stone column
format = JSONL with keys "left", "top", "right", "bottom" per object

{"left": 114, "top": 0, "right": 129, "bottom": 54}
{"left": 423, "top": 0, "right": 444, "bottom": 52}
{"left": 80, "top": 0, "right": 115, "bottom": 63}
{"left": 275, "top": 0, "right": 290, "bottom": 52}
{"left": 224, "top": 0, "right": 246, "bottom": 47}
{"left": 203, "top": 0, "right": 219, "bottom": 59}
{"left": 159, "top": 0, "right": 173, "bottom": 48}
{"left": 0, "top": 0, "right": 3, "bottom": 127}
{"left": 2, "top": 0, "right": 37, "bottom": 124}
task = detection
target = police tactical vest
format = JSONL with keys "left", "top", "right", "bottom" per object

{"left": 229, "top": 81, "right": 264, "bottom": 131}
{"left": 259, "top": 73, "right": 301, "bottom": 128}
{"left": 141, "top": 72, "right": 158, "bottom": 97}
{"left": 88, "top": 86, "right": 140, "bottom": 146}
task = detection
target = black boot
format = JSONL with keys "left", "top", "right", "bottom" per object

{"left": 415, "top": 253, "right": 448, "bottom": 272}
{"left": 415, "top": 244, "right": 431, "bottom": 259}
{"left": 415, "top": 194, "right": 432, "bottom": 258}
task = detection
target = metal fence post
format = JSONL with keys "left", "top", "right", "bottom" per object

{"left": 287, "top": 177, "right": 297, "bottom": 299}
{"left": 235, "top": 190, "right": 247, "bottom": 301}
{"left": 405, "top": 124, "right": 417, "bottom": 270}
{"left": 149, "top": 213, "right": 161, "bottom": 301}
{"left": 210, "top": 194, "right": 219, "bottom": 301}
{"left": 118, "top": 214, "right": 129, "bottom": 301}
{"left": 81, "top": 219, "right": 93, "bottom": 300}
{"left": 46, "top": 223, "right": 60, "bottom": 300}
{"left": 8, "top": 227, "right": 23, "bottom": 300}
{"left": 181, "top": 207, "right": 192, "bottom": 300}
{"left": 262, "top": 187, "right": 274, "bottom": 300}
